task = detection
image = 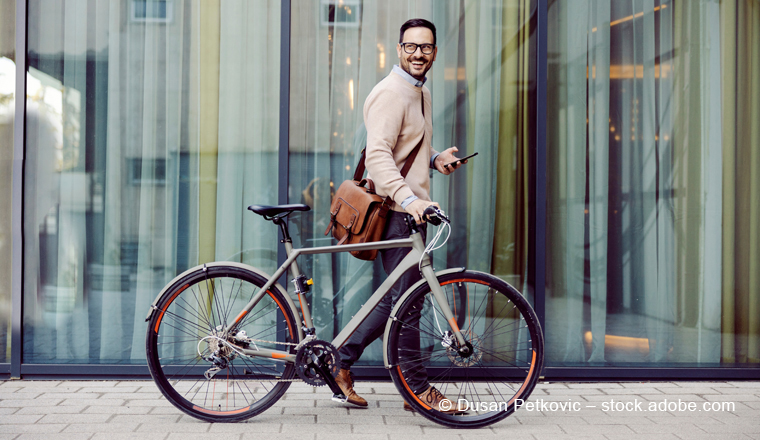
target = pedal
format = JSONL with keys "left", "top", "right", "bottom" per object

{"left": 331, "top": 393, "right": 348, "bottom": 403}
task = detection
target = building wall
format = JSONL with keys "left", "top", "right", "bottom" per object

{"left": 2, "top": 0, "right": 759, "bottom": 375}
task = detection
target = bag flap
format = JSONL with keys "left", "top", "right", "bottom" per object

{"left": 330, "top": 180, "right": 387, "bottom": 235}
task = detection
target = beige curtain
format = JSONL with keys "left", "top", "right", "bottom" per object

{"left": 721, "top": 0, "right": 760, "bottom": 364}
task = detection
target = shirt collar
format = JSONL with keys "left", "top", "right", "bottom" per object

{"left": 392, "top": 65, "right": 426, "bottom": 87}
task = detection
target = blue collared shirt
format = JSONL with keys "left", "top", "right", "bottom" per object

{"left": 392, "top": 64, "right": 427, "bottom": 87}
{"left": 390, "top": 66, "right": 439, "bottom": 209}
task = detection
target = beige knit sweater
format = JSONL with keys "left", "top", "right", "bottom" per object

{"left": 364, "top": 71, "right": 438, "bottom": 212}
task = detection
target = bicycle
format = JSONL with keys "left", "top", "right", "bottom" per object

{"left": 145, "top": 204, "right": 544, "bottom": 428}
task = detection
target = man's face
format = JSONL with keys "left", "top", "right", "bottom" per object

{"left": 397, "top": 27, "right": 437, "bottom": 80}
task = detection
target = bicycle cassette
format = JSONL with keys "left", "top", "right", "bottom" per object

{"left": 294, "top": 339, "right": 340, "bottom": 387}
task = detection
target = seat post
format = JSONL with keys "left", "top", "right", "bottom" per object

{"left": 272, "top": 217, "right": 292, "bottom": 243}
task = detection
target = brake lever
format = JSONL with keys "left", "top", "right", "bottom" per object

{"left": 423, "top": 206, "right": 449, "bottom": 226}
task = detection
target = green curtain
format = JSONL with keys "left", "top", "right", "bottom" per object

{"left": 491, "top": 0, "right": 530, "bottom": 291}
{"left": 721, "top": 0, "right": 760, "bottom": 364}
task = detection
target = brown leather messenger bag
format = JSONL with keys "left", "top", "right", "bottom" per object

{"left": 324, "top": 139, "right": 422, "bottom": 261}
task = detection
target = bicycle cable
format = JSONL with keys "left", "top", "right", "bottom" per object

{"left": 418, "top": 217, "right": 451, "bottom": 272}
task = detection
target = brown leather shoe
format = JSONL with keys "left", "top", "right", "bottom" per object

{"left": 332, "top": 369, "right": 368, "bottom": 407}
{"left": 408, "top": 386, "right": 466, "bottom": 414}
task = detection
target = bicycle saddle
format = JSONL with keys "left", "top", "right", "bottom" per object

{"left": 248, "top": 204, "right": 311, "bottom": 217}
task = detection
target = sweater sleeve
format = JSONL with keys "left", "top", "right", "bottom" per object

{"left": 364, "top": 88, "right": 416, "bottom": 206}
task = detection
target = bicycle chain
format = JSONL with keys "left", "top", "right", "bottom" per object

{"left": 210, "top": 337, "right": 307, "bottom": 383}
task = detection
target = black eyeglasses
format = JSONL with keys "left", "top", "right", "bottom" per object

{"left": 400, "top": 42, "right": 435, "bottom": 55}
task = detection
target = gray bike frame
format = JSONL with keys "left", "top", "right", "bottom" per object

{"left": 227, "top": 229, "right": 468, "bottom": 362}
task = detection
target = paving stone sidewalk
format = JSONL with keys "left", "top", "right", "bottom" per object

{"left": 1, "top": 380, "right": 758, "bottom": 440}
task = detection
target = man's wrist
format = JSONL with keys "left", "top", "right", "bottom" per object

{"left": 401, "top": 195, "right": 419, "bottom": 209}
{"left": 430, "top": 153, "right": 440, "bottom": 169}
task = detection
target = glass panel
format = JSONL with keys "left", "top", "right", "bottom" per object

{"left": 290, "top": 0, "right": 533, "bottom": 364}
{"left": 0, "top": 0, "right": 15, "bottom": 364}
{"left": 23, "top": 0, "right": 280, "bottom": 364}
{"left": 546, "top": 0, "right": 760, "bottom": 366}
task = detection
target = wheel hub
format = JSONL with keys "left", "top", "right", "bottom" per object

{"left": 202, "top": 326, "right": 239, "bottom": 370}
{"left": 446, "top": 331, "right": 483, "bottom": 367}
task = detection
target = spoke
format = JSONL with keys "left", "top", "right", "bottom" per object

{"left": 206, "top": 276, "right": 224, "bottom": 331}
{"left": 395, "top": 317, "right": 449, "bottom": 342}
{"left": 477, "top": 298, "right": 518, "bottom": 339}
{"left": 174, "top": 292, "right": 213, "bottom": 332}
{"left": 189, "top": 284, "right": 214, "bottom": 331}
{"left": 160, "top": 319, "right": 209, "bottom": 342}
{"left": 396, "top": 347, "right": 451, "bottom": 367}
{"left": 237, "top": 299, "right": 278, "bottom": 329}
{"left": 161, "top": 308, "right": 212, "bottom": 337}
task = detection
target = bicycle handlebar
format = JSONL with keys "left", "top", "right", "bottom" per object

{"left": 423, "top": 206, "right": 450, "bottom": 226}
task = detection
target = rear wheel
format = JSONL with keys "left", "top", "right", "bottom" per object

{"left": 386, "top": 271, "right": 544, "bottom": 428}
{"left": 146, "top": 265, "right": 298, "bottom": 422}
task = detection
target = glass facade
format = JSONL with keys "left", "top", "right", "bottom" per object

{"left": 2, "top": 0, "right": 758, "bottom": 376}
{"left": 22, "top": 0, "right": 280, "bottom": 364}
{"left": 0, "top": 0, "right": 14, "bottom": 364}
{"left": 546, "top": 0, "right": 760, "bottom": 366}
{"left": 289, "top": 0, "right": 532, "bottom": 364}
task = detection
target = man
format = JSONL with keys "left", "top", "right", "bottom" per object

{"left": 334, "top": 18, "right": 466, "bottom": 412}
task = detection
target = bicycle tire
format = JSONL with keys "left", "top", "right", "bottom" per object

{"left": 146, "top": 265, "right": 299, "bottom": 422}
{"left": 386, "top": 270, "right": 544, "bottom": 428}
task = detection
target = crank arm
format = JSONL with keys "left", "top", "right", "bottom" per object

{"left": 311, "top": 353, "right": 344, "bottom": 398}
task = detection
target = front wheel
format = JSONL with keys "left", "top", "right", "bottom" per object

{"left": 386, "top": 271, "right": 544, "bottom": 428}
{"left": 146, "top": 265, "right": 299, "bottom": 422}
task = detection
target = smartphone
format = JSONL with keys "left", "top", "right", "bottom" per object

{"left": 444, "top": 152, "right": 478, "bottom": 168}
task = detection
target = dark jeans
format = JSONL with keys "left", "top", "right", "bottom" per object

{"left": 338, "top": 210, "right": 429, "bottom": 394}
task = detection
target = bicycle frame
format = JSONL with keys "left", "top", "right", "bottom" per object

{"left": 226, "top": 228, "right": 468, "bottom": 362}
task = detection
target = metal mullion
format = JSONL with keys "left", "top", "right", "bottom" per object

{"left": 278, "top": 0, "right": 290, "bottom": 209}
{"left": 10, "top": 0, "right": 29, "bottom": 379}
{"left": 528, "top": 0, "right": 547, "bottom": 377}
{"left": 274, "top": 0, "right": 292, "bottom": 353}
{"left": 276, "top": 0, "right": 291, "bottom": 282}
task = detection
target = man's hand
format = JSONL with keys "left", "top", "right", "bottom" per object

{"left": 405, "top": 199, "right": 439, "bottom": 224}
{"left": 434, "top": 147, "right": 467, "bottom": 175}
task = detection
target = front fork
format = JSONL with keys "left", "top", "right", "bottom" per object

{"left": 417, "top": 250, "right": 469, "bottom": 350}
{"left": 407, "top": 216, "right": 468, "bottom": 350}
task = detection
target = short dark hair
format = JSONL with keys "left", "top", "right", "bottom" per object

{"left": 399, "top": 18, "right": 436, "bottom": 45}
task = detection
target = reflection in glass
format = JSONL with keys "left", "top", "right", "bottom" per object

{"left": 546, "top": 0, "right": 760, "bottom": 366}
{"left": 23, "top": 0, "right": 280, "bottom": 364}
{"left": 290, "top": 0, "right": 533, "bottom": 364}
{"left": 0, "top": 0, "right": 14, "bottom": 364}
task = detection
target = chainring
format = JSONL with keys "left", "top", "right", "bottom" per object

{"left": 294, "top": 339, "right": 340, "bottom": 387}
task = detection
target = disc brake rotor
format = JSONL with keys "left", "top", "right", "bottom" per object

{"left": 446, "top": 331, "right": 483, "bottom": 367}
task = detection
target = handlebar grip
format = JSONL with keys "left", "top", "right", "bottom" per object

{"left": 423, "top": 206, "right": 450, "bottom": 226}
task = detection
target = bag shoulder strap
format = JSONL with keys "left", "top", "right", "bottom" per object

{"left": 353, "top": 91, "right": 426, "bottom": 181}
